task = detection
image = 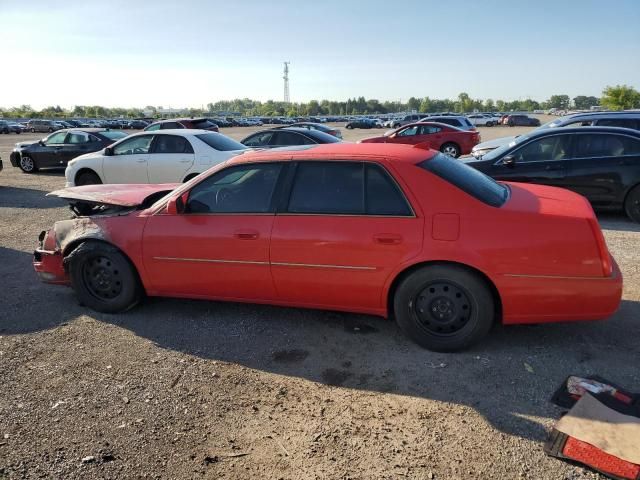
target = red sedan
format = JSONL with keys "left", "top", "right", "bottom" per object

{"left": 34, "top": 143, "right": 622, "bottom": 352}
{"left": 360, "top": 122, "right": 480, "bottom": 157}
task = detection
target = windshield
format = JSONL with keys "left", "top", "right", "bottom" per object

{"left": 419, "top": 153, "right": 509, "bottom": 207}
{"left": 482, "top": 134, "right": 530, "bottom": 161}
{"left": 101, "top": 131, "right": 128, "bottom": 140}
{"left": 195, "top": 133, "right": 248, "bottom": 151}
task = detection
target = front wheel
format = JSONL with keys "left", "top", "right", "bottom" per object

{"left": 75, "top": 170, "right": 102, "bottom": 186}
{"left": 19, "top": 155, "right": 37, "bottom": 173}
{"left": 393, "top": 265, "right": 495, "bottom": 352}
{"left": 440, "top": 143, "right": 460, "bottom": 158}
{"left": 67, "top": 241, "right": 141, "bottom": 313}
{"left": 624, "top": 184, "right": 640, "bottom": 223}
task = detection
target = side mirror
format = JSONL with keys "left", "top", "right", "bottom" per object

{"left": 39, "top": 139, "right": 45, "bottom": 146}
{"left": 503, "top": 155, "right": 516, "bottom": 167}
{"left": 104, "top": 146, "right": 113, "bottom": 156}
{"left": 166, "top": 192, "right": 188, "bottom": 215}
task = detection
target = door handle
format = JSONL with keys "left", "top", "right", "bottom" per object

{"left": 234, "top": 230, "right": 259, "bottom": 240}
{"left": 373, "top": 234, "right": 402, "bottom": 245}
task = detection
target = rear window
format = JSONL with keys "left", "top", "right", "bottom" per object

{"left": 195, "top": 133, "right": 247, "bottom": 151}
{"left": 419, "top": 153, "right": 509, "bottom": 207}
{"left": 101, "top": 131, "right": 128, "bottom": 140}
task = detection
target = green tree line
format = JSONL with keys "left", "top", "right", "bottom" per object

{"left": 1, "top": 85, "right": 638, "bottom": 119}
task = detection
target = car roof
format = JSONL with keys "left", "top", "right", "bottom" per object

{"left": 564, "top": 110, "right": 640, "bottom": 119}
{"left": 134, "top": 128, "right": 212, "bottom": 136}
{"left": 525, "top": 125, "right": 640, "bottom": 139}
{"left": 226, "top": 143, "right": 436, "bottom": 166}
{"left": 55, "top": 128, "right": 118, "bottom": 133}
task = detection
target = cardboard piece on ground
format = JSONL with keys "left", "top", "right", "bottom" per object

{"left": 555, "top": 393, "right": 640, "bottom": 465}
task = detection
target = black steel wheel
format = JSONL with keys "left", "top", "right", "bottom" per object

{"left": 624, "top": 184, "right": 640, "bottom": 223}
{"left": 67, "top": 241, "right": 141, "bottom": 313}
{"left": 394, "top": 264, "right": 495, "bottom": 352}
{"left": 75, "top": 170, "right": 102, "bottom": 186}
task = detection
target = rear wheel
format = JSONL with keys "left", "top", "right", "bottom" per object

{"left": 19, "top": 155, "right": 37, "bottom": 173}
{"left": 440, "top": 143, "right": 460, "bottom": 158}
{"left": 67, "top": 241, "right": 141, "bottom": 313}
{"left": 394, "top": 265, "right": 495, "bottom": 352}
{"left": 75, "top": 170, "right": 102, "bottom": 186}
{"left": 624, "top": 184, "right": 640, "bottom": 223}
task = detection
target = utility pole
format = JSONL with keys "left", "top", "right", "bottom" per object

{"left": 283, "top": 62, "right": 290, "bottom": 103}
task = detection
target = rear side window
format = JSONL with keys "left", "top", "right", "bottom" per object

{"left": 419, "top": 153, "right": 508, "bottom": 207}
{"left": 573, "top": 134, "right": 640, "bottom": 157}
{"left": 153, "top": 135, "right": 194, "bottom": 154}
{"left": 196, "top": 133, "right": 247, "bottom": 151}
{"left": 161, "top": 122, "right": 182, "bottom": 129}
{"left": 101, "top": 131, "right": 128, "bottom": 140}
{"left": 287, "top": 162, "right": 412, "bottom": 216}
{"left": 596, "top": 118, "right": 640, "bottom": 130}
{"left": 271, "top": 131, "right": 313, "bottom": 146}
{"left": 191, "top": 119, "right": 218, "bottom": 129}
{"left": 242, "top": 132, "right": 273, "bottom": 147}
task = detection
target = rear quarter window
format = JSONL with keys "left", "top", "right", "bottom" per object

{"left": 419, "top": 153, "right": 509, "bottom": 207}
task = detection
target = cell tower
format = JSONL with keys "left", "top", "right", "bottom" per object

{"left": 283, "top": 62, "right": 290, "bottom": 103}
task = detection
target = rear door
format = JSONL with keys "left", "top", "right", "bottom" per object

{"left": 490, "top": 134, "right": 572, "bottom": 187}
{"left": 102, "top": 134, "right": 154, "bottom": 183}
{"left": 563, "top": 133, "right": 640, "bottom": 207}
{"left": 270, "top": 161, "right": 423, "bottom": 312}
{"left": 148, "top": 134, "right": 196, "bottom": 183}
{"left": 64, "top": 131, "right": 97, "bottom": 164}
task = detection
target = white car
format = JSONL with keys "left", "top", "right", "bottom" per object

{"left": 64, "top": 130, "right": 248, "bottom": 187}
{"left": 466, "top": 114, "right": 496, "bottom": 127}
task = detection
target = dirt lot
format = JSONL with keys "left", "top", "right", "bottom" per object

{"left": 1, "top": 120, "right": 639, "bottom": 479}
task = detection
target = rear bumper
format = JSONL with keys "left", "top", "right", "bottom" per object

{"left": 497, "top": 259, "right": 623, "bottom": 324}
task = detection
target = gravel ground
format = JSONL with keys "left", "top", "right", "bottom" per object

{"left": 0, "top": 122, "right": 639, "bottom": 479}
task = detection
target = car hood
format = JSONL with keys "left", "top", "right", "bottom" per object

{"left": 15, "top": 141, "right": 36, "bottom": 150}
{"left": 48, "top": 183, "right": 179, "bottom": 207}
{"left": 472, "top": 135, "right": 518, "bottom": 151}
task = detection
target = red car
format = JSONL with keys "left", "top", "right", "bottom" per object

{"left": 360, "top": 122, "right": 480, "bottom": 158}
{"left": 34, "top": 143, "right": 622, "bottom": 352}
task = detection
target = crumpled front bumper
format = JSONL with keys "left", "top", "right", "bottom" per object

{"left": 33, "top": 230, "right": 69, "bottom": 285}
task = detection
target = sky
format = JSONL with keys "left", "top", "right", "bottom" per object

{"left": 1, "top": 0, "right": 639, "bottom": 109}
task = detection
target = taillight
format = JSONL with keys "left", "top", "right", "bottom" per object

{"left": 587, "top": 217, "right": 612, "bottom": 277}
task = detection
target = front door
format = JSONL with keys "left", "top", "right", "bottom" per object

{"left": 102, "top": 134, "right": 154, "bottom": 183}
{"left": 490, "top": 134, "right": 572, "bottom": 188}
{"left": 270, "top": 161, "right": 423, "bottom": 312}
{"left": 142, "top": 162, "right": 284, "bottom": 300}
{"left": 39, "top": 131, "right": 69, "bottom": 167}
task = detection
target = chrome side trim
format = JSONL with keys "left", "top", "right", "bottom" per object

{"left": 271, "top": 261, "right": 376, "bottom": 271}
{"left": 503, "top": 273, "right": 610, "bottom": 280}
{"left": 153, "top": 256, "right": 269, "bottom": 265}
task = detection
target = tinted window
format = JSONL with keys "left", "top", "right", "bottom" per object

{"left": 366, "top": 164, "right": 412, "bottom": 216}
{"left": 271, "top": 131, "right": 313, "bottom": 146}
{"left": 152, "top": 135, "right": 194, "bottom": 154}
{"left": 419, "top": 153, "right": 508, "bottom": 207}
{"left": 573, "top": 134, "right": 640, "bottom": 157}
{"left": 113, "top": 135, "right": 153, "bottom": 155}
{"left": 186, "top": 163, "right": 282, "bottom": 214}
{"left": 419, "top": 125, "right": 442, "bottom": 135}
{"left": 596, "top": 119, "right": 639, "bottom": 130}
{"left": 191, "top": 119, "right": 217, "bottom": 129}
{"left": 514, "top": 135, "right": 571, "bottom": 162}
{"left": 44, "top": 132, "right": 68, "bottom": 144}
{"left": 161, "top": 122, "right": 182, "bottom": 129}
{"left": 196, "top": 133, "right": 247, "bottom": 151}
{"left": 242, "top": 131, "right": 273, "bottom": 147}
{"left": 398, "top": 126, "right": 419, "bottom": 137}
{"left": 288, "top": 162, "right": 364, "bottom": 214}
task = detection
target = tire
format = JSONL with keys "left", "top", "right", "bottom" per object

{"left": 67, "top": 241, "right": 141, "bottom": 313}
{"left": 19, "top": 155, "right": 37, "bottom": 173}
{"left": 624, "top": 184, "right": 640, "bottom": 223}
{"left": 440, "top": 142, "right": 460, "bottom": 158}
{"left": 75, "top": 170, "right": 102, "bottom": 186}
{"left": 48, "top": 128, "right": 53, "bottom": 132}
{"left": 393, "top": 264, "right": 495, "bottom": 352}
{"left": 346, "top": 125, "right": 353, "bottom": 129}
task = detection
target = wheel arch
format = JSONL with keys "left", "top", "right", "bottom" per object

{"left": 385, "top": 260, "right": 502, "bottom": 322}
{"left": 74, "top": 167, "right": 102, "bottom": 185}
{"left": 62, "top": 238, "right": 146, "bottom": 294}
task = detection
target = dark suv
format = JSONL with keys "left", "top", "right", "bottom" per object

{"left": 422, "top": 115, "right": 476, "bottom": 131}
{"left": 506, "top": 115, "right": 541, "bottom": 127}
{"left": 144, "top": 118, "right": 219, "bottom": 132}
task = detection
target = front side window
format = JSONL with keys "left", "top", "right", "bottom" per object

{"left": 242, "top": 132, "right": 273, "bottom": 147}
{"left": 513, "top": 135, "right": 571, "bottom": 162}
{"left": 44, "top": 132, "right": 68, "bottom": 144}
{"left": 153, "top": 135, "right": 194, "bottom": 154}
{"left": 113, "top": 135, "right": 154, "bottom": 155}
{"left": 398, "top": 126, "right": 419, "bottom": 137}
{"left": 145, "top": 123, "right": 161, "bottom": 131}
{"left": 573, "top": 134, "right": 640, "bottom": 158}
{"left": 186, "top": 163, "right": 282, "bottom": 214}
{"left": 271, "top": 131, "right": 313, "bottom": 146}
